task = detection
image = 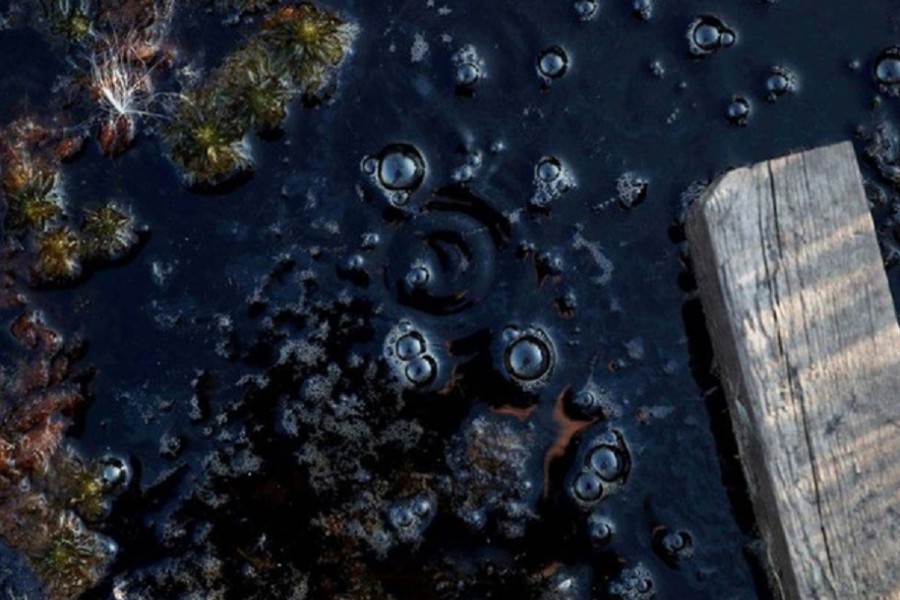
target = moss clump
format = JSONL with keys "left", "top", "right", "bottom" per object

{"left": 81, "top": 202, "right": 139, "bottom": 261}
{"left": 34, "top": 227, "right": 83, "bottom": 283}
{"left": 165, "top": 2, "right": 357, "bottom": 188}
{"left": 261, "top": 3, "right": 357, "bottom": 92}
{"left": 4, "top": 172, "right": 64, "bottom": 233}
{"left": 166, "top": 90, "right": 254, "bottom": 188}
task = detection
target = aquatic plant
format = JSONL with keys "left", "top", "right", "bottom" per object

{"left": 40, "top": 0, "right": 94, "bottom": 42}
{"left": 80, "top": 202, "right": 139, "bottom": 261}
{"left": 222, "top": 42, "right": 293, "bottom": 131}
{"left": 165, "top": 90, "right": 254, "bottom": 188}
{"left": 3, "top": 172, "right": 65, "bottom": 233}
{"left": 164, "top": 2, "right": 356, "bottom": 187}
{"left": 261, "top": 2, "right": 358, "bottom": 93}
{"left": 34, "top": 227, "right": 83, "bottom": 283}
{"left": 0, "top": 311, "right": 118, "bottom": 599}
{"left": 88, "top": 35, "right": 160, "bottom": 156}
{"left": 1, "top": 124, "right": 69, "bottom": 234}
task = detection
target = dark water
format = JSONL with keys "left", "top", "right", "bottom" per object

{"left": 3, "top": 0, "right": 900, "bottom": 598}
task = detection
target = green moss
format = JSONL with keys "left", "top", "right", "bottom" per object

{"left": 164, "top": 2, "right": 357, "bottom": 187}
{"left": 4, "top": 172, "right": 63, "bottom": 233}
{"left": 81, "top": 202, "right": 138, "bottom": 261}
{"left": 34, "top": 227, "right": 82, "bottom": 283}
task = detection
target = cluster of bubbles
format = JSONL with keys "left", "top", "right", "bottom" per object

{"left": 498, "top": 325, "right": 557, "bottom": 390}
{"left": 452, "top": 148, "right": 484, "bottom": 183}
{"left": 361, "top": 143, "right": 427, "bottom": 207}
{"left": 386, "top": 494, "right": 437, "bottom": 545}
{"left": 531, "top": 155, "right": 576, "bottom": 208}
{"left": 686, "top": 16, "right": 736, "bottom": 57}
{"left": 568, "top": 427, "right": 631, "bottom": 508}
{"left": 609, "top": 563, "right": 655, "bottom": 600}
{"left": 384, "top": 321, "right": 439, "bottom": 389}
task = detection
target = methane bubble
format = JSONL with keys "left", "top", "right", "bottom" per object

{"left": 687, "top": 16, "right": 736, "bottom": 57}
{"left": 452, "top": 45, "right": 485, "bottom": 94}
{"left": 538, "top": 46, "right": 569, "bottom": 82}
{"left": 766, "top": 66, "right": 797, "bottom": 102}
{"left": 378, "top": 144, "right": 425, "bottom": 191}
{"left": 726, "top": 96, "right": 751, "bottom": 125}
{"left": 875, "top": 47, "right": 900, "bottom": 95}
{"left": 405, "top": 355, "right": 437, "bottom": 387}
{"left": 572, "top": 470, "right": 604, "bottom": 504}
{"left": 574, "top": 0, "right": 598, "bottom": 21}
{"left": 500, "top": 326, "right": 556, "bottom": 388}
{"left": 362, "top": 143, "right": 427, "bottom": 206}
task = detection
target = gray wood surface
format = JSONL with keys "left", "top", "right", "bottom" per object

{"left": 686, "top": 141, "right": 900, "bottom": 600}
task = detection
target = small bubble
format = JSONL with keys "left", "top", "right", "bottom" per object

{"left": 610, "top": 564, "right": 655, "bottom": 600}
{"left": 875, "top": 47, "right": 900, "bottom": 95}
{"left": 405, "top": 263, "right": 432, "bottom": 289}
{"left": 362, "top": 157, "right": 378, "bottom": 176}
{"left": 378, "top": 144, "right": 426, "bottom": 191}
{"left": 765, "top": 66, "right": 797, "bottom": 102}
{"left": 688, "top": 16, "right": 736, "bottom": 57}
{"left": 574, "top": 0, "right": 598, "bottom": 21}
{"left": 572, "top": 470, "right": 604, "bottom": 503}
{"left": 538, "top": 46, "right": 569, "bottom": 81}
{"left": 570, "top": 390, "right": 600, "bottom": 416}
{"left": 452, "top": 45, "right": 486, "bottom": 94}
{"left": 726, "top": 96, "right": 751, "bottom": 125}
{"left": 537, "top": 156, "right": 562, "bottom": 182}
{"left": 505, "top": 335, "right": 551, "bottom": 381}
{"left": 346, "top": 254, "right": 365, "bottom": 271}
{"left": 97, "top": 456, "right": 131, "bottom": 492}
{"left": 361, "top": 232, "right": 381, "bottom": 250}
{"left": 456, "top": 63, "right": 481, "bottom": 87}
{"left": 412, "top": 496, "right": 434, "bottom": 517}
{"left": 532, "top": 156, "right": 575, "bottom": 207}
{"left": 653, "top": 528, "right": 694, "bottom": 565}
{"left": 588, "top": 512, "right": 615, "bottom": 544}
{"left": 388, "top": 504, "right": 416, "bottom": 529}
{"left": 396, "top": 332, "right": 426, "bottom": 360}
{"left": 405, "top": 355, "right": 437, "bottom": 386}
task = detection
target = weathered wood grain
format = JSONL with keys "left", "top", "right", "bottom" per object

{"left": 686, "top": 141, "right": 900, "bottom": 600}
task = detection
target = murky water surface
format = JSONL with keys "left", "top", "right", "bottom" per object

{"left": 2, "top": 0, "right": 900, "bottom": 598}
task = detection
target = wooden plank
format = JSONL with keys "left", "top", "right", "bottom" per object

{"left": 685, "top": 141, "right": 900, "bottom": 600}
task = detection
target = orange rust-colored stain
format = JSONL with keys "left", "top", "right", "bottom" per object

{"left": 490, "top": 403, "right": 539, "bottom": 421}
{"left": 542, "top": 386, "right": 597, "bottom": 499}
